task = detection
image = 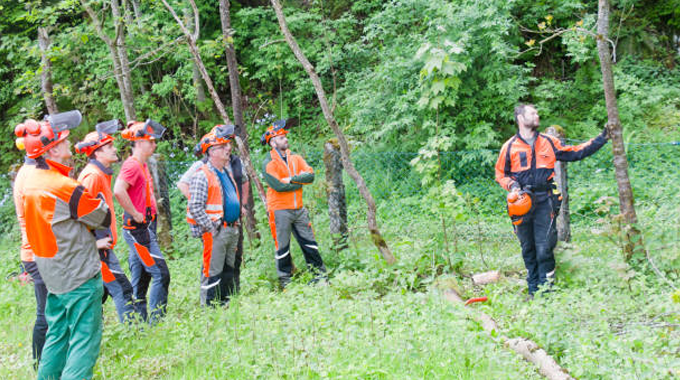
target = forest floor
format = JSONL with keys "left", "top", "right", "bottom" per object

{"left": 1, "top": 201, "right": 678, "bottom": 379}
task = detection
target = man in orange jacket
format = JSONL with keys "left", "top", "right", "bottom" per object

{"left": 114, "top": 119, "right": 170, "bottom": 323}
{"left": 495, "top": 104, "right": 609, "bottom": 296}
{"left": 12, "top": 150, "right": 46, "bottom": 367}
{"left": 15, "top": 110, "right": 111, "bottom": 380}
{"left": 76, "top": 120, "right": 138, "bottom": 323}
{"left": 187, "top": 126, "right": 241, "bottom": 306}
{"left": 261, "top": 120, "right": 326, "bottom": 288}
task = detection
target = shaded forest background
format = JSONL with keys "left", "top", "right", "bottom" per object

{"left": 1, "top": 0, "right": 678, "bottom": 171}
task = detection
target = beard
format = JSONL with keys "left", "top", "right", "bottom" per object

{"left": 528, "top": 120, "right": 540, "bottom": 130}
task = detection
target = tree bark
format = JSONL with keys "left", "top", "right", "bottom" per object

{"left": 324, "top": 140, "right": 348, "bottom": 252}
{"left": 545, "top": 127, "right": 570, "bottom": 242}
{"left": 111, "top": 0, "right": 137, "bottom": 121}
{"left": 185, "top": 7, "right": 206, "bottom": 104}
{"left": 161, "top": 0, "right": 268, "bottom": 208}
{"left": 82, "top": 0, "right": 136, "bottom": 122}
{"left": 38, "top": 27, "right": 59, "bottom": 115}
{"left": 148, "top": 154, "right": 173, "bottom": 254}
{"left": 271, "top": 0, "right": 395, "bottom": 264}
{"left": 597, "top": 0, "right": 643, "bottom": 261}
{"left": 218, "top": 0, "right": 259, "bottom": 242}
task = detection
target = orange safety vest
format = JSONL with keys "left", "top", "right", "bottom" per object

{"left": 78, "top": 161, "right": 118, "bottom": 247}
{"left": 186, "top": 164, "right": 235, "bottom": 225}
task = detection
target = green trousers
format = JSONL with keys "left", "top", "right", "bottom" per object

{"left": 37, "top": 274, "right": 103, "bottom": 380}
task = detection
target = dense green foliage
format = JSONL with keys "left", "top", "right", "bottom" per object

{"left": 1, "top": 0, "right": 679, "bottom": 169}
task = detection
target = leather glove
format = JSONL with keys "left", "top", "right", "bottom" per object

{"left": 510, "top": 182, "right": 521, "bottom": 192}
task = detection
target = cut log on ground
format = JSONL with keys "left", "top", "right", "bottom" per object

{"left": 441, "top": 287, "right": 574, "bottom": 380}
{"left": 472, "top": 270, "right": 501, "bottom": 285}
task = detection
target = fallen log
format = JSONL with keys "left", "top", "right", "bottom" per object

{"left": 441, "top": 287, "right": 574, "bottom": 380}
{"left": 472, "top": 270, "right": 501, "bottom": 285}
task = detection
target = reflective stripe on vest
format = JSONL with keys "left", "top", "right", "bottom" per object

{"left": 186, "top": 164, "right": 224, "bottom": 225}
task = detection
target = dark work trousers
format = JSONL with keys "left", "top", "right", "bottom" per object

{"left": 268, "top": 208, "right": 326, "bottom": 288}
{"left": 99, "top": 248, "right": 137, "bottom": 323}
{"left": 514, "top": 195, "right": 558, "bottom": 294}
{"left": 21, "top": 261, "right": 47, "bottom": 367}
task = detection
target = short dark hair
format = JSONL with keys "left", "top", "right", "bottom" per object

{"left": 514, "top": 104, "right": 536, "bottom": 124}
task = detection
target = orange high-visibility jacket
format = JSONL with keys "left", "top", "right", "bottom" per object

{"left": 23, "top": 159, "right": 111, "bottom": 294}
{"left": 262, "top": 149, "right": 315, "bottom": 211}
{"left": 13, "top": 161, "right": 37, "bottom": 262}
{"left": 495, "top": 132, "right": 607, "bottom": 191}
{"left": 186, "top": 164, "right": 239, "bottom": 226}
{"left": 78, "top": 160, "right": 118, "bottom": 247}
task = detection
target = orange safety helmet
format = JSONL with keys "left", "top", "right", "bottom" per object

{"left": 75, "top": 119, "right": 122, "bottom": 156}
{"left": 507, "top": 191, "right": 533, "bottom": 226}
{"left": 14, "top": 110, "right": 83, "bottom": 159}
{"left": 121, "top": 119, "right": 166, "bottom": 141}
{"left": 198, "top": 124, "right": 235, "bottom": 155}
{"left": 260, "top": 119, "right": 288, "bottom": 146}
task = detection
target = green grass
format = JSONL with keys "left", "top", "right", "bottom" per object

{"left": 1, "top": 145, "right": 679, "bottom": 379}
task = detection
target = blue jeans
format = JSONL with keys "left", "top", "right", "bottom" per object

{"left": 123, "top": 222, "right": 170, "bottom": 324}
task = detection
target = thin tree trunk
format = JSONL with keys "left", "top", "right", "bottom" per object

{"left": 130, "top": 0, "right": 142, "bottom": 22}
{"left": 148, "top": 154, "right": 173, "bottom": 254}
{"left": 111, "top": 0, "right": 136, "bottom": 120}
{"left": 38, "top": 27, "right": 58, "bottom": 115}
{"left": 82, "top": 1, "right": 135, "bottom": 121}
{"left": 324, "top": 140, "right": 348, "bottom": 252}
{"left": 185, "top": 7, "right": 206, "bottom": 104}
{"left": 271, "top": 0, "right": 395, "bottom": 264}
{"left": 545, "top": 127, "right": 570, "bottom": 242}
{"left": 597, "top": 0, "right": 643, "bottom": 261}
{"left": 161, "top": 0, "right": 268, "bottom": 208}
{"left": 218, "top": 0, "right": 259, "bottom": 242}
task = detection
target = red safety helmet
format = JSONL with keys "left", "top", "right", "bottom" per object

{"left": 198, "top": 124, "right": 235, "bottom": 155}
{"left": 260, "top": 119, "right": 288, "bottom": 146}
{"left": 507, "top": 191, "right": 533, "bottom": 226}
{"left": 75, "top": 119, "right": 122, "bottom": 156}
{"left": 14, "top": 110, "right": 83, "bottom": 159}
{"left": 121, "top": 119, "right": 166, "bottom": 141}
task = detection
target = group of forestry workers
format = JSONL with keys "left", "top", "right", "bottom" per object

{"left": 11, "top": 103, "right": 608, "bottom": 379}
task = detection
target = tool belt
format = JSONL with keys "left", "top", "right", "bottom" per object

{"left": 524, "top": 181, "right": 556, "bottom": 193}
{"left": 123, "top": 207, "right": 156, "bottom": 246}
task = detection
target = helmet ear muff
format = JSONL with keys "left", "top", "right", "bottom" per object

{"left": 15, "top": 124, "right": 27, "bottom": 137}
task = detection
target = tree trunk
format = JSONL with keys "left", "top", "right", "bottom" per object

{"left": 81, "top": 1, "right": 135, "bottom": 122}
{"left": 111, "top": 0, "right": 137, "bottom": 121}
{"left": 130, "top": 0, "right": 142, "bottom": 21}
{"left": 218, "top": 0, "right": 259, "bottom": 242}
{"left": 185, "top": 7, "right": 206, "bottom": 104}
{"left": 161, "top": 0, "right": 268, "bottom": 208}
{"left": 545, "top": 127, "right": 570, "bottom": 242}
{"left": 271, "top": 0, "right": 395, "bottom": 264}
{"left": 148, "top": 154, "right": 173, "bottom": 254}
{"left": 324, "top": 140, "right": 348, "bottom": 252}
{"left": 597, "top": 0, "right": 644, "bottom": 262}
{"left": 38, "top": 27, "right": 59, "bottom": 115}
